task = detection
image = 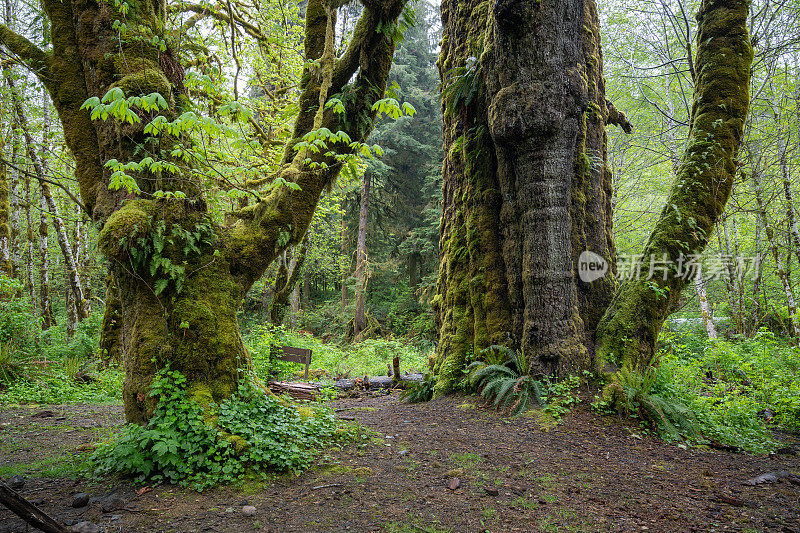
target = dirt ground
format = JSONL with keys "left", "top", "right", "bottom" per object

{"left": 1, "top": 391, "right": 799, "bottom": 532}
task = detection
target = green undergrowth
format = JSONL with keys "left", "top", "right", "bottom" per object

{"left": 595, "top": 328, "right": 798, "bottom": 453}
{"left": 1, "top": 367, "right": 123, "bottom": 405}
{"left": 1, "top": 275, "right": 120, "bottom": 405}
{"left": 90, "top": 366, "right": 358, "bottom": 490}
{"left": 247, "top": 324, "right": 429, "bottom": 380}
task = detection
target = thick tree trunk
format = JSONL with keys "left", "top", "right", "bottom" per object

{"left": 353, "top": 172, "right": 370, "bottom": 337}
{"left": 595, "top": 0, "right": 752, "bottom": 371}
{"left": 2, "top": 0, "right": 406, "bottom": 422}
{"left": 434, "top": 0, "right": 624, "bottom": 392}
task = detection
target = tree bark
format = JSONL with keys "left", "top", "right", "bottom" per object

{"left": 340, "top": 216, "right": 347, "bottom": 315}
{"left": 694, "top": 275, "right": 717, "bottom": 339}
{"left": 595, "top": 0, "right": 752, "bottom": 371}
{"left": 270, "top": 238, "right": 307, "bottom": 326}
{"left": 38, "top": 88, "right": 54, "bottom": 328}
{"left": 353, "top": 172, "right": 370, "bottom": 337}
{"left": 434, "top": 0, "right": 625, "bottom": 392}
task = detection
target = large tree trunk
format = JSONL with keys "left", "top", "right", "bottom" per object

{"left": 595, "top": 0, "right": 752, "bottom": 371}
{"left": 353, "top": 172, "right": 370, "bottom": 337}
{"left": 1, "top": 0, "right": 407, "bottom": 422}
{"left": 433, "top": 0, "right": 625, "bottom": 392}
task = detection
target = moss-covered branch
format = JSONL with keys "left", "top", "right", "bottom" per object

{"left": 0, "top": 24, "right": 50, "bottom": 80}
{"left": 227, "top": 0, "right": 407, "bottom": 288}
{"left": 595, "top": 0, "right": 752, "bottom": 372}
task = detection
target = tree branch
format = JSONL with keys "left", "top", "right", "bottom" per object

{"left": 0, "top": 24, "right": 50, "bottom": 82}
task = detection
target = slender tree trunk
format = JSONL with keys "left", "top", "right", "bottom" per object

{"left": 289, "top": 283, "right": 300, "bottom": 330}
{"left": 9, "top": 126, "right": 20, "bottom": 279}
{"left": 38, "top": 88, "right": 54, "bottom": 328}
{"left": 596, "top": 0, "right": 752, "bottom": 371}
{"left": 353, "top": 172, "right": 370, "bottom": 337}
{"left": 302, "top": 268, "right": 310, "bottom": 310}
{"left": 6, "top": 72, "right": 88, "bottom": 320}
{"left": 781, "top": 144, "right": 800, "bottom": 267}
{"left": 719, "top": 216, "right": 744, "bottom": 334}
{"left": 694, "top": 275, "right": 717, "bottom": 339}
{"left": 0, "top": 99, "right": 10, "bottom": 277}
{"left": 340, "top": 216, "right": 347, "bottom": 316}
{"left": 270, "top": 239, "right": 307, "bottom": 325}
{"left": 38, "top": 193, "right": 54, "bottom": 328}
{"left": 750, "top": 216, "right": 763, "bottom": 334}
{"left": 751, "top": 168, "right": 800, "bottom": 336}
{"left": 23, "top": 162, "right": 34, "bottom": 309}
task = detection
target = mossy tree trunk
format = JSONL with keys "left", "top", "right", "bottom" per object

{"left": 1, "top": 0, "right": 407, "bottom": 422}
{"left": 595, "top": 0, "right": 753, "bottom": 371}
{"left": 433, "top": 0, "right": 626, "bottom": 392}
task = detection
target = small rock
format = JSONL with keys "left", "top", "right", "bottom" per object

{"left": 242, "top": 505, "right": 257, "bottom": 517}
{"left": 68, "top": 521, "right": 100, "bottom": 533}
{"left": 743, "top": 471, "right": 790, "bottom": 486}
{"left": 447, "top": 477, "right": 460, "bottom": 490}
{"left": 483, "top": 487, "right": 499, "bottom": 497}
{"left": 110, "top": 515, "right": 122, "bottom": 521}
{"left": 8, "top": 475, "right": 25, "bottom": 490}
{"left": 102, "top": 495, "right": 125, "bottom": 513}
{"left": 71, "top": 493, "right": 90, "bottom": 508}
{"left": 398, "top": 449, "right": 409, "bottom": 457}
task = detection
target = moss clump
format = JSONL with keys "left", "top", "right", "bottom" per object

{"left": 97, "top": 199, "right": 154, "bottom": 258}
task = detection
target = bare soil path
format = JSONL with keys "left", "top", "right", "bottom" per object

{"left": 1, "top": 392, "right": 798, "bottom": 532}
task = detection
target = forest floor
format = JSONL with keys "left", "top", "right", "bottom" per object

{"left": 1, "top": 391, "right": 799, "bottom": 533}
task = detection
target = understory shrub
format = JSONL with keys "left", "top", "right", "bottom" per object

{"left": 598, "top": 328, "right": 796, "bottom": 453}
{"left": 91, "top": 366, "right": 354, "bottom": 490}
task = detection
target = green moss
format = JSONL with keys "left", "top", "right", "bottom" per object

{"left": 97, "top": 199, "right": 155, "bottom": 258}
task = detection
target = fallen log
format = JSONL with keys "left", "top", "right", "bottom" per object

{"left": 0, "top": 480, "right": 67, "bottom": 533}
{"left": 267, "top": 381, "right": 319, "bottom": 400}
